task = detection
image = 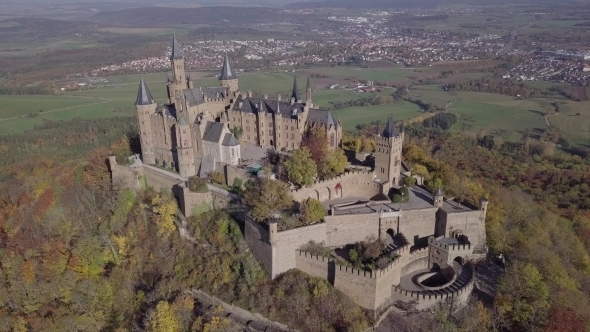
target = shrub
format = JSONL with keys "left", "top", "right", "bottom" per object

{"left": 188, "top": 176, "right": 208, "bottom": 192}
{"left": 300, "top": 198, "right": 325, "bottom": 223}
{"left": 209, "top": 171, "right": 225, "bottom": 185}
{"left": 404, "top": 177, "right": 416, "bottom": 187}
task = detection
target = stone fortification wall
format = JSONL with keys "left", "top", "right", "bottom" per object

{"left": 142, "top": 166, "right": 184, "bottom": 192}
{"left": 272, "top": 223, "right": 327, "bottom": 278}
{"left": 244, "top": 218, "right": 274, "bottom": 275}
{"left": 295, "top": 251, "right": 331, "bottom": 281}
{"left": 109, "top": 156, "right": 140, "bottom": 190}
{"left": 188, "top": 289, "right": 294, "bottom": 332}
{"left": 179, "top": 187, "right": 212, "bottom": 217}
{"left": 399, "top": 208, "right": 438, "bottom": 247}
{"left": 291, "top": 171, "right": 378, "bottom": 202}
{"left": 443, "top": 210, "right": 485, "bottom": 250}
{"left": 392, "top": 264, "right": 475, "bottom": 311}
{"left": 333, "top": 264, "right": 378, "bottom": 309}
{"left": 400, "top": 247, "right": 430, "bottom": 275}
{"left": 324, "top": 213, "right": 380, "bottom": 247}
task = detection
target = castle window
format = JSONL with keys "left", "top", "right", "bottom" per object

{"left": 246, "top": 120, "right": 249, "bottom": 124}
{"left": 330, "top": 133, "right": 335, "bottom": 147}
{"left": 291, "top": 126, "right": 294, "bottom": 131}
{"left": 290, "top": 133, "right": 294, "bottom": 139}
{"left": 247, "top": 135, "right": 250, "bottom": 140}
{"left": 292, "top": 143, "right": 295, "bottom": 148}
{"left": 261, "top": 123, "right": 263, "bottom": 127}
{"left": 269, "top": 130, "right": 272, "bottom": 135}
{"left": 285, "top": 125, "right": 288, "bottom": 130}
{"left": 231, "top": 149, "right": 234, "bottom": 157}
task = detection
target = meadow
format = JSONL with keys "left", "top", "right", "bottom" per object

{"left": 1, "top": 68, "right": 589, "bottom": 146}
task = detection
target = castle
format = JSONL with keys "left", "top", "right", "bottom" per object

{"left": 114, "top": 34, "right": 488, "bottom": 319}
{"left": 135, "top": 33, "right": 342, "bottom": 177}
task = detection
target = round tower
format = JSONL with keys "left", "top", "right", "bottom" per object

{"left": 434, "top": 187, "right": 444, "bottom": 208}
{"left": 135, "top": 77, "right": 157, "bottom": 165}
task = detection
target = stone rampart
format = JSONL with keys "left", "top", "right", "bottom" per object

{"left": 324, "top": 213, "right": 381, "bottom": 247}
{"left": 109, "top": 156, "right": 140, "bottom": 190}
{"left": 291, "top": 171, "right": 378, "bottom": 202}
{"left": 333, "top": 264, "right": 378, "bottom": 309}
{"left": 180, "top": 187, "right": 213, "bottom": 217}
{"left": 142, "top": 165, "right": 185, "bottom": 192}
{"left": 244, "top": 218, "right": 273, "bottom": 275}
{"left": 295, "top": 251, "right": 331, "bottom": 281}
{"left": 399, "top": 208, "right": 438, "bottom": 247}
{"left": 272, "top": 223, "right": 327, "bottom": 278}
{"left": 188, "top": 289, "right": 294, "bottom": 331}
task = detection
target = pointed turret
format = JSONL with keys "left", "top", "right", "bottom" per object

{"left": 135, "top": 77, "right": 154, "bottom": 106}
{"left": 382, "top": 115, "right": 397, "bottom": 138}
{"left": 219, "top": 53, "right": 237, "bottom": 80}
{"left": 170, "top": 32, "right": 182, "bottom": 60}
{"left": 259, "top": 98, "right": 265, "bottom": 112}
{"left": 291, "top": 76, "right": 301, "bottom": 102}
{"left": 277, "top": 94, "right": 281, "bottom": 114}
{"left": 327, "top": 111, "right": 336, "bottom": 128}
{"left": 433, "top": 186, "right": 444, "bottom": 207}
{"left": 306, "top": 76, "right": 312, "bottom": 91}
{"left": 306, "top": 76, "right": 312, "bottom": 105}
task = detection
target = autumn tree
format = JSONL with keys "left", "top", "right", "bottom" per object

{"left": 301, "top": 125, "right": 328, "bottom": 169}
{"left": 495, "top": 263, "right": 549, "bottom": 330}
{"left": 300, "top": 198, "right": 325, "bottom": 223}
{"left": 284, "top": 147, "right": 317, "bottom": 187}
{"left": 243, "top": 178, "right": 293, "bottom": 221}
{"left": 320, "top": 148, "right": 347, "bottom": 179}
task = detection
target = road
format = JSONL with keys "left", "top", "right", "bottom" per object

{"left": 496, "top": 23, "right": 533, "bottom": 56}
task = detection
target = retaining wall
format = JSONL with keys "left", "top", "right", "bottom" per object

{"left": 180, "top": 187, "right": 212, "bottom": 217}
{"left": 272, "top": 223, "right": 327, "bottom": 278}
{"left": 295, "top": 251, "right": 331, "bottom": 281}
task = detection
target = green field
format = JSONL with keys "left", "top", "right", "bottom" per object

{"left": 304, "top": 67, "right": 414, "bottom": 82}
{"left": 335, "top": 101, "right": 424, "bottom": 131}
{"left": 1, "top": 68, "right": 589, "bottom": 146}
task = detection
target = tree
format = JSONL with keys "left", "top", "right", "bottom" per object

{"left": 208, "top": 171, "right": 224, "bottom": 185}
{"left": 320, "top": 149, "right": 347, "bottom": 179}
{"left": 495, "top": 263, "right": 549, "bottom": 330}
{"left": 300, "top": 198, "right": 325, "bottom": 223}
{"left": 361, "top": 138, "right": 375, "bottom": 153}
{"left": 285, "top": 147, "right": 317, "bottom": 187}
{"left": 148, "top": 301, "right": 181, "bottom": 332}
{"left": 243, "top": 178, "right": 293, "bottom": 221}
{"left": 301, "top": 126, "right": 328, "bottom": 169}
{"left": 230, "top": 126, "right": 243, "bottom": 140}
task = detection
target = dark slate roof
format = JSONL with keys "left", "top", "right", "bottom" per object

{"left": 435, "top": 187, "right": 443, "bottom": 196}
{"left": 183, "top": 89, "right": 205, "bottom": 105}
{"left": 219, "top": 54, "right": 237, "bottom": 80}
{"left": 231, "top": 96, "right": 306, "bottom": 119}
{"left": 202, "top": 122, "right": 225, "bottom": 143}
{"left": 291, "top": 76, "right": 301, "bottom": 102}
{"left": 170, "top": 32, "right": 182, "bottom": 60}
{"left": 382, "top": 115, "right": 397, "bottom": 138}
{"left": 135, "top": 77, "right": 154, "bottom": 106}
{"left": 156, "top": 104, "right": 176, "bottom": 118}
{"left": 203, "top": 87, "right": 229, "bottom": 99}
{"left": 308, "top": 109, "right": 338, "bottom": 128}
{"left": 222, "top": 133, "right": 240, "bottom": 146}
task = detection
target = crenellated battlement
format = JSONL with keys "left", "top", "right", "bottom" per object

{"left": 297, "top": 250, "right": 330, "bottom": 262}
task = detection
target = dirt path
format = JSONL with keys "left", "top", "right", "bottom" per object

{"left": 0, "top": 95, "right": 112, "bottom": 122}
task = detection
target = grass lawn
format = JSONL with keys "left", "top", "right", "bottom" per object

{"left": 334, "top": 101, "right": 424, "bottom": 131}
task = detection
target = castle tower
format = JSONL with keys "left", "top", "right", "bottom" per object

{"left": 434, "top": 187, "right": 444, "bottom": 208}
{"left": 167, "top": 32, "right": 187, "bottom": 104}
{"left": 291, "top": 76, "right": 301, "bottom": 104}
{"left": 306, "top": 76, "right": 313, "bottom": 107}
{"left": 175, "top": 115, "right": 196, "bottom": 177}
{"left": 219, "top": 54, "right": 239, "bottom": 93}
{"left": 135, "top": 77, "right": 157, "bottom": 165}
{"left": 374, "top": 115, "right": 404, "bottom": 192}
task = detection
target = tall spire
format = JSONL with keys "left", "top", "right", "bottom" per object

{"left": 306, "top": 76, "right": 312, "bottom": 91}
{"left": 219, "top": 53, "right": 237, "bottom": 80}
{"left": 277, "top": 94, "right": 281, "bottom": 114}
{"left": 170, "top": 31, "right": 182, "bottom": 60}
{"left": 291, "top": 75, "right": 300, "bottom": 102}
{"left": 382, "top": 115, "right": 397, "bottom": 138}
{"left": 135, "top": 76, "right": 154, "bottom": 106}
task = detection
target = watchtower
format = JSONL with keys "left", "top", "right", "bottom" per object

{"left": 218, "top": 54, "right": 239, "bottom": 93}
{"left": 374, "top": 116, "right": 404, "bottom": 193}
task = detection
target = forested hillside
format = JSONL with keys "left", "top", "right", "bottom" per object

{"left": 0, "top": 118, "right": 370, "bottom": 331}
